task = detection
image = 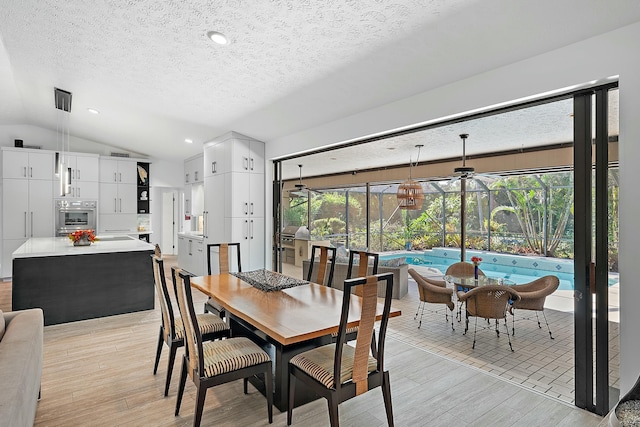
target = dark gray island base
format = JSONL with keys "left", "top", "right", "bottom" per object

{"left": 12, "top": 238, "right": 154, "bottom": 326}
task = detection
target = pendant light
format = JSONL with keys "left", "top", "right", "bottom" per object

{"left": 54, "top": 87, "right": 72, "bottom": 197}
{"left": 397, "top": 144, "right": 425, "bottom": 210}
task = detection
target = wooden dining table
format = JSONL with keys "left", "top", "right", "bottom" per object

{"left": 190, "top": 270, "right": 401, "bottom": 412}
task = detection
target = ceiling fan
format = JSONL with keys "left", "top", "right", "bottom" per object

{"left": 448, "top": 133, "right": 500, "bottom": 183}
{"left": 289, "top": 164, "right": 321, "bottom": 199}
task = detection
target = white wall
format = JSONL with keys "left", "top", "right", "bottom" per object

{"left": 265, "top": 21, "right": 640, "bottom": 395}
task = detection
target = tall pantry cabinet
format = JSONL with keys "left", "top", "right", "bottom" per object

{"left": 203, "top": 132, "right": 265, "bottom": 270}
{"left": 1, "top": 147, "right": 55, "bottom": 277}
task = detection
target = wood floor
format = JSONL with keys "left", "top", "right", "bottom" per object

{"left": 0, "top": 260, "right": 604, "bottom": 426}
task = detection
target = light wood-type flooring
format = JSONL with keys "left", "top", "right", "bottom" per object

{"left": 0, "top": 257, "right": 604, "bottom": 426}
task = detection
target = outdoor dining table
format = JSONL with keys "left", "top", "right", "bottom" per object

{"left": 189, "top": 269, "right": 401, "bottom": 412}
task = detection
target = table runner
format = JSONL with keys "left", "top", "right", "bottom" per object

{"left": 231, "top": 269, "right": 310, "bottom": 292}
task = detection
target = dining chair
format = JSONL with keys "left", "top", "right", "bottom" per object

{"left": 151, "top": 255, "right": 230, "bottom": 397}
{"left": 346, "top": 250, "right": 379, "bottom": 282}
{"left": 172, "top": 267, "right": 273, "bottom": 427}
{"left": 446, "top": 261, "right": 485, "bottom": 321}
{"left": 457, "top": 284, "right": 521, "bottom": 351}
{"left": 306, "top": 245, "right": 337, "bottom": 287}
{"left": 287, "top": 273, "right": 395, "bottom": 427}
{"left": 408, "top": 268, "right": 454, "bottom": 330}
{"left": 509, "top": 275, "right": 559, "bottom": 339}
{"left": 340, "top": 250, "right": 380, "bottom": 345}
{"left": 203, "top": 242, "right": 242, "bottom": 317}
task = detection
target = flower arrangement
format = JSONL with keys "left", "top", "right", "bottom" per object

{"left": 471, "top": 256, "right": 482, "bottom": 266}
{"left": 68, "top": 229, "right": 97, "bottom": 244}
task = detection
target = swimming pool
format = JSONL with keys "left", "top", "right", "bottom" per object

{"left": 380, "top": 247, "right": 618, "bottom": 291}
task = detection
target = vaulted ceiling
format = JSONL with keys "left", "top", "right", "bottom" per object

{"left": 1, "top": 1, "right": 638, "bottom": 176}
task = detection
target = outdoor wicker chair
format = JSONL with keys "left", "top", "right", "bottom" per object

{"left": 446, "top": 261, "right": 485, "bottom": 321}
{"left": 457, "top": 284, "right": 521, "bottom": 351}
{"left": 509, "top": 275, "right": 560, "bottom": 339}
{"left": 408, "top": 268, "right": 454, "bottom": 330}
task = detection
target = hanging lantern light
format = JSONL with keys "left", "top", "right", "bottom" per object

{"left": 397, "top": 144, "right": 425, "bottom": 210}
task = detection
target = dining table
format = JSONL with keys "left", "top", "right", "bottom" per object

{"left": 189, "top": 269, "right": 401, "bottom": 412}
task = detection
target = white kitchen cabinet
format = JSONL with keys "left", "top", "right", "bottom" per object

{"left": 228, "top": 138, "right": 264, "bottom": 174}
{"left": 2, "top": 180, "right": 53, "bottom": 239}
{"left": 177, "top": 234, "right": 204, "bottom": 276}
{"left": 202, "top": 132, "right": 265, "bottom": 271}
{"left": 184, "top": 154, "right": 203, "bottom": 184}
{"left": 57, "top": 153, "right": 100, "bottom": 198}
{"left": 55, "top": 153, "right": 100, "bottom": 199}
{"left": 2, "top": 148, "right": 54, "bottom": 180}
{"left": 99, "top": 183, "right": 137, "bottom": 214}
{"left": 98, "top": 213, "right": 137, "bottom": 234}
{"left": 1, "top": 177, "right": 54, "bottom": 277}
{"left": 99, "top": 158, "right": 137, "bottom": 184}
{"left": 203, "top": 174, "right": 225, "bottom": 241}
{"left": 203, "top": 141, "right": 225, "bottom": 178}
{"left": 225, "top": 172, "right": 265, "bottom": 220}
{"left": 226, "top": 217, "right": 264, "bottom": 270}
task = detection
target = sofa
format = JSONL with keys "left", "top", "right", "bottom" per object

{"left": 0, "top": 308, "right": 44, "bottom": 427}
{"left": 302, "top": 259, "right": 408, "bottom": 299}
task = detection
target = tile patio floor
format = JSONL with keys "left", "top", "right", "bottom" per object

{"left": 282, "top": 262, "right": 621, "bottom": 407}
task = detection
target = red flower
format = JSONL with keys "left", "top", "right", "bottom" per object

{"left": 471, "top": 256, "right": 482, "bottom": 266}
{"left": 68, "top": 230, "right": 97, "bottom": 243}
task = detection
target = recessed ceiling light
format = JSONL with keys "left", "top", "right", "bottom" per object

{"left": 87, "top": 108, "right": 100, "bottom": 114}
{"left": 206, "top": 31, "right": 229, "bottom": 45}
{"left": 185, "top": 138, "right": 193, "bottom": 144}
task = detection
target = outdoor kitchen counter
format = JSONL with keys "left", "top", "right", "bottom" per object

{"left": 12, "top": 235, "right": 154, "bottom": 258}
{"left": 12, "top": 236, "right": 155, "bottom": 325}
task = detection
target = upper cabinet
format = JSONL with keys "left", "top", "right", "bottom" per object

{"left": 57, "top": 153, "right": 100, "bottom": 199}
{"left": 203, "top": 133, "right": 264, "bottom": 177}
{"left": 1, "top": 148, "right": 54, "bottom": 180}
{"left": 184, "top": 154, "right": 203, "bottom": 184}
{"left": 99, "top": 158, "right": 137, "bottom": 184}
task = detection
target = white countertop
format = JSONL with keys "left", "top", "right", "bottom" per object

{"left": 13, "top": 236, "right": 156, "bottom": 258}
{"left": 178, "top": 232, "right": 204, "bottom": 240}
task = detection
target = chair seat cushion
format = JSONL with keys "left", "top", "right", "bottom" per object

{"left": 174, "top": 313, "right": 229, "bottom": 339}
{"left": 290, "top": 343, "right": 377, "bottom": 389}
{"left": 330, "top": 325, "right": 359, "bottom": 338}
{"left": 201, "top": 337, "right": 270, "bottom": 378}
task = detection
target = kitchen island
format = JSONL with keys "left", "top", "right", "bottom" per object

{"left": 12, "top": 236, "right": 155, "bottom": 325}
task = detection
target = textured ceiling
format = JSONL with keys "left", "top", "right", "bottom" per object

{"left": 0, "top": 0, "right": 638, "bottom": 165}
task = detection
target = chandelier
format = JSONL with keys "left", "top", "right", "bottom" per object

{"left": 397, "top": 144, "right": 424, "bottom": 210}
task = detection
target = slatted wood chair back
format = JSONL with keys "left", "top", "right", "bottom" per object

{"left": 152, "top": 255, "right": 176, "bottom": 341}
{"left": 207, "top": 242, "right": 242, "bottom": 275}
{"left": 346, "top": 250, "right": 379, "bottom": 297}
{"left": 306, "top": 245, "right": 337, "bottom": 287}
{"left": 171, "top": 267, "right": 204, "bottom": 381}
{"left": 334, "top": 272, "right": 394, "bottom": 395}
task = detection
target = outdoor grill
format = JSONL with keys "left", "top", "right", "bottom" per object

{"left": 279, "top": 225, "right": 306, "bottom": 248}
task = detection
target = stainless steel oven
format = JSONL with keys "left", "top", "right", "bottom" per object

{"left": 55, "top": 199, "right": 97, "bottom": 236}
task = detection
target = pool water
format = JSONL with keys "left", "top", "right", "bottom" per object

{"left": 381, "top": 249, "right": 618, "bottom": 291}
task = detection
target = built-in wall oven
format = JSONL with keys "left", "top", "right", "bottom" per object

{"left": 55, "top": 199, "right": 97, "bottom": 236}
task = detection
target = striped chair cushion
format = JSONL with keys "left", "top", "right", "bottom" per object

{"left": 174, "top": 313, "right": 229, "bottom": 339}
{"left": 290, "top": 343, "right": 377, "bottom": 389}
{"left": 201, "top": 337, "right": 271, "bottom": 378}
{"left": 330, "top": 325, "right": 359, "bottom": 338}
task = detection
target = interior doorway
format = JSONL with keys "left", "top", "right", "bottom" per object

{"left": 161, "top": 191, "right": 178, "bottom": 255}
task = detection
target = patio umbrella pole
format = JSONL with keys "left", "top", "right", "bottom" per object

{"left": 460, "top": 176, "right": 466, "bottom": 262}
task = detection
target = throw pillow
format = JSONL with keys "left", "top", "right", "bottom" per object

{"left": 0, "top": 309, "right": 5, "bottom": 341}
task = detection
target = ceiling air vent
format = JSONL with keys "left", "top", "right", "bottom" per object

{"left": 110, "top": 152, "right": 130, "bottom": 158}
{"left": 54, "top": 87, "right": 72, "bottom": 112}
